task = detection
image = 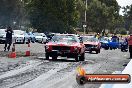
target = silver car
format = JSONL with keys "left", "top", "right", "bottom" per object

{"left": 14, "top": 30, "right": 29, "bottom": 44}
{"left": 0, "top": 29, "right": 6, "bottom": 43}
{"left": 34, "top": 33, "right": 47, "bottom": 43}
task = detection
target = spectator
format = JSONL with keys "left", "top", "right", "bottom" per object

{"left": 112, "top": 34, "right": 119, "bottom": 42}
{"left": 128, "top": 34, "right": 132, "bottom": 58}
{"left": 4, "top": 26, "right": 13, "bottom": 51}
{"left": 112, "top": 34, "right": 118, "bottom": 39}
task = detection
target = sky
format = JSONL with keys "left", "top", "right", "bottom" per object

{"left": 116, "top": 0, "right": 132, "bottom": 15}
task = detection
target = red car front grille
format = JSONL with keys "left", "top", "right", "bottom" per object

{"left": 52, "top": 46, "right": 70, "bottom": 51}
{"left": 85, "top": 44, "right": 94, "bottom": 48}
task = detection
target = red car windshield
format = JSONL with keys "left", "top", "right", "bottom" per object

{"left": 83, "top": 37, "right": 98, "bottom": 42}
{"left": 51, "top": 35, "right": 80, "bottom": 43}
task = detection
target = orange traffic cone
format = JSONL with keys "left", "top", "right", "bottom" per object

{"left": 8, "top": 43, "right": 16, "bottom": 58}
{"left": 25, "top": 40, "right": 30, "bottom": 56}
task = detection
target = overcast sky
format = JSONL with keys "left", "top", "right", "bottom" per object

{"left": 116, "top": 0, "right": 132, "bottom": 15}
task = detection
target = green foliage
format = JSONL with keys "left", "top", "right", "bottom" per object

{"left": 123, "top": 5, "right": 132, "bottom": 31}
{"left": 26, "top": 0, "right": 82, "bottom": 33}
{"left": 120, "top": 28, "right": 127, "bottom": 35}
{"left": 0, "top": 0, "right": 21, "bottom": 28}
{"left": 86, "top": 0, "right": 121, "bottom": 33}
{"left": 0, "top": 0, "right": 126, "bottom": 33}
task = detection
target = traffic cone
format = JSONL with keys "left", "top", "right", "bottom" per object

{"left": 8, "top": 43, "right": 16, "bottom": 58}
{"left": 25, "top": 40, "right": 30, "bottom": 56}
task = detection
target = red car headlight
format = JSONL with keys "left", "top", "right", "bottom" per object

{"left": 94, "top": 45, "right": 98, "bottom": 48}
{"left": 45, "top": 45, "right": 49, "bottom": 50}
{"left": 45, "top": 45, "right": 52, "bottom": 51}
{"left": 71, "top": 46, "right": 79, "bottom": 52}
{"left": 74, "top": 47, "right": 78, "bottom": 51}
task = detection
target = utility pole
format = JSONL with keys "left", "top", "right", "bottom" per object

{"left": 85, "top": 0, "right": 87, "bottom": 23}
{"left": 83, "top": 0, "right": 87, "bottom": 35}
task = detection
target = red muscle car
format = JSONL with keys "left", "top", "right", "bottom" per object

{"left": 82, "top": 36, "right": 101, "bottom": 54}
{"left": 45, "top": 34, "right": 85, "bottom": 61}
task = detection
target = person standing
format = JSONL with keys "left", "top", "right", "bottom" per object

{"left": 111, "top": 34, "right": 119, "bottom": 42}
{"left": 128, "top": 34, "right": 132, "bottom": 58}
{"left": 4, "top": 26, "right": 13, "bottom": 51}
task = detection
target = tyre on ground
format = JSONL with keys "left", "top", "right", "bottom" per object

{"left": 79, "top": 53, "right": 85, "bottom": 61}
{"left": 75, "top": 54, "right": 79, "bottom": 62}
{"left": 110, "top": 47, "right": 112, "bottom": 50}
{"left": 45, "top": 52, "right": 49, "bottom": 60}
{"left": 52, "top": 56, "right": 57, "bottom": 60}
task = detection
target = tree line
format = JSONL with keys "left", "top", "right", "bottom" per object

{"left": 0, "top": 0, "right": 131, "bottom": 34}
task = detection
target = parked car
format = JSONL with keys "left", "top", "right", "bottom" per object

{"left": 99, "top": 37, "right": 109, "bottom": 50}
{"left": 119, "top": 38, "right": 128, "bottom": 52}
{"left": 24, "top": 32, "right": 30, "bottom": 43}
{"left": 46, "top": 33, "right": 56, "bottom": 41}
{"left": 0, "top": 29, "right": 16, "bottom": 44}
{"left": 45, "top": 34, "right": 85, "bottom": 61}
{"left": 0, "top": 29, "right": 6, "bottom": 43}
{"left": 28, "top": 32, "right": 35, "bottom": 43}
{"left": 34, "top": 33, "right": 47, "bottom": 43}
{"left": 79, "top": 35, "right": 94, "bottom": 42}
{"left": 108, "top": 37, "right": 119, "bottom": 50}
{"left": 82, "top": 36, "right": 101, "bottom": 54}
{"left": 14, "top": 30, "right": 28, "bottom": 44}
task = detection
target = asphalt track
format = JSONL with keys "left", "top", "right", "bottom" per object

{"left": 0, "top": 43, "right": 130, "bottom": 88}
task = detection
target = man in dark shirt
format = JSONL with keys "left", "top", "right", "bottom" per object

{"left": 111, "top": 34, "right": 119, "bottom": 42}
{"left": 4, "top": 26, "right": 13, "bottom": 51}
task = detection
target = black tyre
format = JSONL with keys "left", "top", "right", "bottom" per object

{"left": 125, "top": 50, "right": 128, "bottom": 52}
{"left": 121, "top": 49, "right": 123, "bottom": 52}
{"left": 41, "top": 39, "right": 44, "bottom": 44}
{"left": 31, "top": 40, "right": 35, "bottom": 43}
{"left": 75, "top": 54, "right": 79, "bottom": 62}
{"left": 110, "top": 47, "right": 112, "bottom": 50}
{"left": 89, "top": 50, "right": 92, "bottom": 53}
{"left": 14, "top": 39, "right": 16, "bottom": 44}
{"left": 52, "top": 56, "right": 57, "bottom": 60}
{"left": 22, "top": 38, "right": 25, "bottom": 44}
{"left": 98, "top": 49, "right": 100, "bottom": 53}
{"left": 79, "top": 53, "right": 85, "bottom": 61}
{"left": 45, "top": 52, "right": 49, "bottom": 60}
{"left": 96, "top": 51, "right": 98, "bottom": 54}
{"left": 105, "top": 47, "right": 109, "bottom": 50}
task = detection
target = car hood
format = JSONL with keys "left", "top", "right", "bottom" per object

{"left": 29, "top": 35, "right": 35, "bottom": 37}
{"left": 100, "top": 40, "right": 108, "bottom": 43}
{"left": 84, "top": 41, "right": 98, "bottom": 45}
{"left": 14, "top": 34, "right": 24, "bottom": 37}
{"left": 46, "top": 41, "right": 80, "bottom": 47}
{"left": 35, "top": 36, "right": 43, "bottom": 38}
{"left": 109, "top": 41, "right": 118, "bottom": 44}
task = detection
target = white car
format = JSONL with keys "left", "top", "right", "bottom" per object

{"left": 0, "top": 29, "right": 6, "bottom": 43}
{"left": 13, "top": 30, "right": 29, "bottom": 44}
{"left": 0, "top": 29, "right": 16, "bottom": 43}
{"left": 34, "top": 33, "right": 47, "bottom": 43}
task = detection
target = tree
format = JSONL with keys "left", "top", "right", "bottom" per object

{"left": 120, "top": 28, "right": 127, "bottom": 35}
{"left": 86, "top": 0, "right": 120, "bottom": 34}
{"left": 0, "top": 0, "right": 26, "bottom": 29}
{"left": 123, "top": 5, "right": 132, "bottom": 31}
{"left": 26, "top": 0, "right": 82, "bottom": 33}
